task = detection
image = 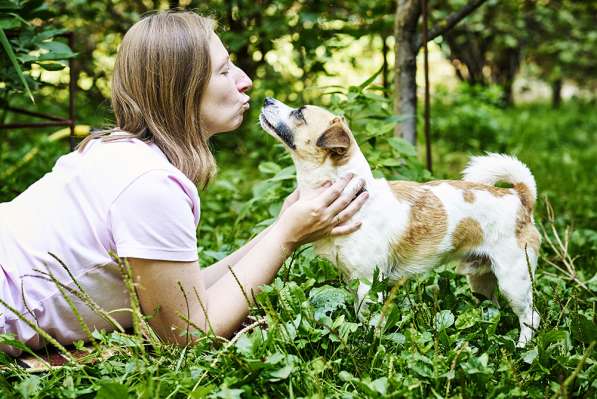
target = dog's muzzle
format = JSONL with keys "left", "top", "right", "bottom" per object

{"left": 260, "top": 98, "right": 296, "bottom": 150}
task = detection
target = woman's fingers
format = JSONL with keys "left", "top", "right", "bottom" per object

{"left": 288, "top": 189, "right": 300, "bottom": 201}
{"left": 319, "top": 173, "right": 354, "bottom": 206}
{"left": 330, "top": 220, "right": 362, "bottom": 236}
{"left": 332, "top": 190, "right": 368, "bottom": 226}
{"left": 279, "top": 190, "right": 299, "bottom": 216}
{"left": 282, "top": 174, "right": 368, "bottom": 245}
{"left": 283, "top": 189, "right": 300, "bottom": 208}
{"left": 327, "top": 177, "right": 366, "bottom": 216}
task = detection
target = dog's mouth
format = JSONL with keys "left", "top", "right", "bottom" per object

{"left": 259, "top": 113, "right": 277, "bottom": 135}
{"left": 259, "top": 112, "right": 296, "bottom": 150}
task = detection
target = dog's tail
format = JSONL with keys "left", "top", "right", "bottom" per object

{"left": 462, "top": 153, "right": 537, "bottom": 211}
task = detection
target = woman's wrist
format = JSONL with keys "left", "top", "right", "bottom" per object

{"left": 269, "top": 219, "right": 299, "bottom": 255}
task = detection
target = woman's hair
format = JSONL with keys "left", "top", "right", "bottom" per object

{"left": 77, "top": 10, "right": 217, "bottom": 189}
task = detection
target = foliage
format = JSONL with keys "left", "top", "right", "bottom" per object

{"left": 0, "top": 0, "right": 76, "bottom": 101}
{"left": 433, "top": 0, "right": 597, "bottom": 104}
{"left": 432, "top": 0, "right": 527, "bottom": 103}
{"left": 38, "top": 0, "right": 395, "bottom": 107}
{"left": 430, "top": 83, "right": 507, "bottom": 152}
{"left": 1, "top": 238, "right": 595, "bottom": 398}
{"left": 524, "top": 0, "right": 597, "bottom": 88}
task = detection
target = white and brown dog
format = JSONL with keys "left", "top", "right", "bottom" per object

{"left": 260, "top": 97, "right": 541, "bottom": 347}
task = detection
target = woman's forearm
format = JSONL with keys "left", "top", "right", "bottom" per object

{"left": 201, "top": 223, "right": 275, "bottom": 287}
{"left": 204, "top": 222, "right": 294, "bottom": 337}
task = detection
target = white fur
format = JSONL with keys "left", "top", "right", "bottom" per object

{"left": 463, "top": 153, "right": 537, "bottom": 203}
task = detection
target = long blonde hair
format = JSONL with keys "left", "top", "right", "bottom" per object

{"left": 77, "top": 10, "right": 217, "bottom": 189}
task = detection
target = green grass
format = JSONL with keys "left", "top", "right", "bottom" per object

{"left": 1, "top": 98, "right": 596, "bottom": 398}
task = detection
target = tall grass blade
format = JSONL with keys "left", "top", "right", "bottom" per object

{"left": 41, "top": 262, "right": 100, "bottom": 353}
{"left": 0, "top": 28, "right": 34, "bottom": 103}
{"left": 47, "top": 252, "right": 125, "bottom": 332}
{"left": 0, "top": 297, "right": 73, "bottom": 361}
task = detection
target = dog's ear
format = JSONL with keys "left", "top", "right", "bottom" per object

{"left": 316, "top": 117, "right": 351, "bottom": 157}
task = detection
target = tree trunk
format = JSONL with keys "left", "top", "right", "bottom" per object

{"left": 443, "top": 30, "right": 489, "bottom": 85}
{"left": 491, "top": 47, "right": 521, "bottom": 106}
{"left": 393, "top": 0, "right": 420, "bottom": 144}
{"left": 393, "top": 0, "right": 488, "bottom": 145}
{"left": 551, "top": 79, "right": 562, "bottom": 108}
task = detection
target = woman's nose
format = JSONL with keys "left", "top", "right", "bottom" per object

{"left": 234, "top": 64, "right": 252, "bottom": 94}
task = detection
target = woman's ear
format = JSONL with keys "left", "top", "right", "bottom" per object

{"left": 316, "top": 117, "right": 351, "bottom": 157}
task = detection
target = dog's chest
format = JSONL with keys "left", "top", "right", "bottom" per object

{"left": 313, "top": 180, "right": 409, "bottom": 279}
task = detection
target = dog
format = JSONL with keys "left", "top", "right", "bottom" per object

{"left": 259, "top": 97, "right": 541, "bottom": 347}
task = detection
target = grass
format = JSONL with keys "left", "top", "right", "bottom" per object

{"left": 0, "top": 98, "right": 596, "bottom": 398}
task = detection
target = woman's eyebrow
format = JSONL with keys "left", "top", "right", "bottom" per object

{"left": 216, "top": 56, "right": 230, "bottom": 71}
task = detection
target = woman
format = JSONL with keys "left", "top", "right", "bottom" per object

{"left": 0, "top": 10, "right": 368, "bottom": 356}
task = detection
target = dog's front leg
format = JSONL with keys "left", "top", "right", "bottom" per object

{"left": 355, "top": 281, "right": 372, "bottom": 316}
{"left": 355, "top": 281, "right": 384, "bottom": 319}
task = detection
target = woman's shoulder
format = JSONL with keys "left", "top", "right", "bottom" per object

{"left": 51, "top": 133, "right": 198, "bottom": 207}
{"left": 76, "top": 133, "right": 173, "bottom": 173}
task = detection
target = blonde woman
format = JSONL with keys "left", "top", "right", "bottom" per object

{"left": 0, "top": 10, "right": 368, "bottom": 356}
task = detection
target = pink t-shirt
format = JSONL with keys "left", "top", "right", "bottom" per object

{"left": 0, "top": 134, "right": 200, "bottom": 356}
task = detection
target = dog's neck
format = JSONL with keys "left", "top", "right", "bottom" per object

{"left": 293, "top": 149, "right": 375, "bottom": 193}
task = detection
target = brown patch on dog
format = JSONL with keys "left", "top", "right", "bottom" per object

{"left": 515, "top": 206, "right": 541, "bottom": 253}
{"left": 513, "top": 182, "right": 535, "bottom": 211}
{"left": 425, "top": 180, "right": 512, "bottom": 198}
{"left": 452, "top": 217, "right": 484, "bottom": 252}
{"left": 388, "top": 181, "right": 422, "bottom": 203}
{"left": 463, "top": 190, "right": 475, "bottom": 203}
{"left": 390, "top": 189, "right": 447, "bottom": 266}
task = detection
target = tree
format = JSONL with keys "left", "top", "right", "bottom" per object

{"left": 524, "top": 0, "right": 597, "bottom": 108}
{"left": 393, "top": 0, "right": 487, "bottom": 145}
{"left": 435, "top": 0, "right": 530, "bottom": 107}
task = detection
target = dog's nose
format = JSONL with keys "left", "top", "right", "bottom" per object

{"left": 264, "top": 97, "right": 275, "bottom": 107}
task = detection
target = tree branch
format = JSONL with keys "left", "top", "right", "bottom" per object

{"left": 416, "top": 0, "right": 488, "bottom": 50}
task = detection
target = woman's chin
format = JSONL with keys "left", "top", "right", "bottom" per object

{"left": 210, "top": 117, "right": 245, "bottom": 136}
{"left": 232, "top": 114, "right": 246, "bottom": 129}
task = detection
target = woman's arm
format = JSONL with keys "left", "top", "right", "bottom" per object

{"left": 128, "top": 222, "right": 293, "bottom": 343}
{"left": 201, "top": 190, "right": 299, "bottom": 287}
{"left": 128, "top": 174, "right": 367, "bottom": 343}
{"left": 200, "top": 224, "right": 274, "bottom": 287}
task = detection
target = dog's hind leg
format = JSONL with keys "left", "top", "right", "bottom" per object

{"left": 458, "top": 255, "right": 499, "bottom": 305}
{"left": 468, "top": 272, "right": 499, "bottom": 306}
{"left": 490, "top": 247, "right": 540, "bottom": 347}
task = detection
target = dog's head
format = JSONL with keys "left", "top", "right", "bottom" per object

{"left": 259, "top": 97, "right": 355, "bottom": 167}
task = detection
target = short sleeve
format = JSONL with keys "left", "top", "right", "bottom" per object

{"left": 108, "top": 169, "right": 200, "bottom": 261}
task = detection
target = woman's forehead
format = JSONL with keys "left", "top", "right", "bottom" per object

{"left": 209, "top": 33, "right": 229, "bottom": 66}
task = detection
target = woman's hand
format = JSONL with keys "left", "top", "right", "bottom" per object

{"left": 275, "top": 173, "right": 369, "bottom": 249}
{"left": 279, "top": 188, "right": 300, "bottom": 217}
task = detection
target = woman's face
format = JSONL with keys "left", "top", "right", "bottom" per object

{"left": 201, "top": 33, "right": 252, "bottom": 136}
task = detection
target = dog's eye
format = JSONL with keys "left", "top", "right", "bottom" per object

{"left": 291, "top": 107, "right": 307, "bottom": 124}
